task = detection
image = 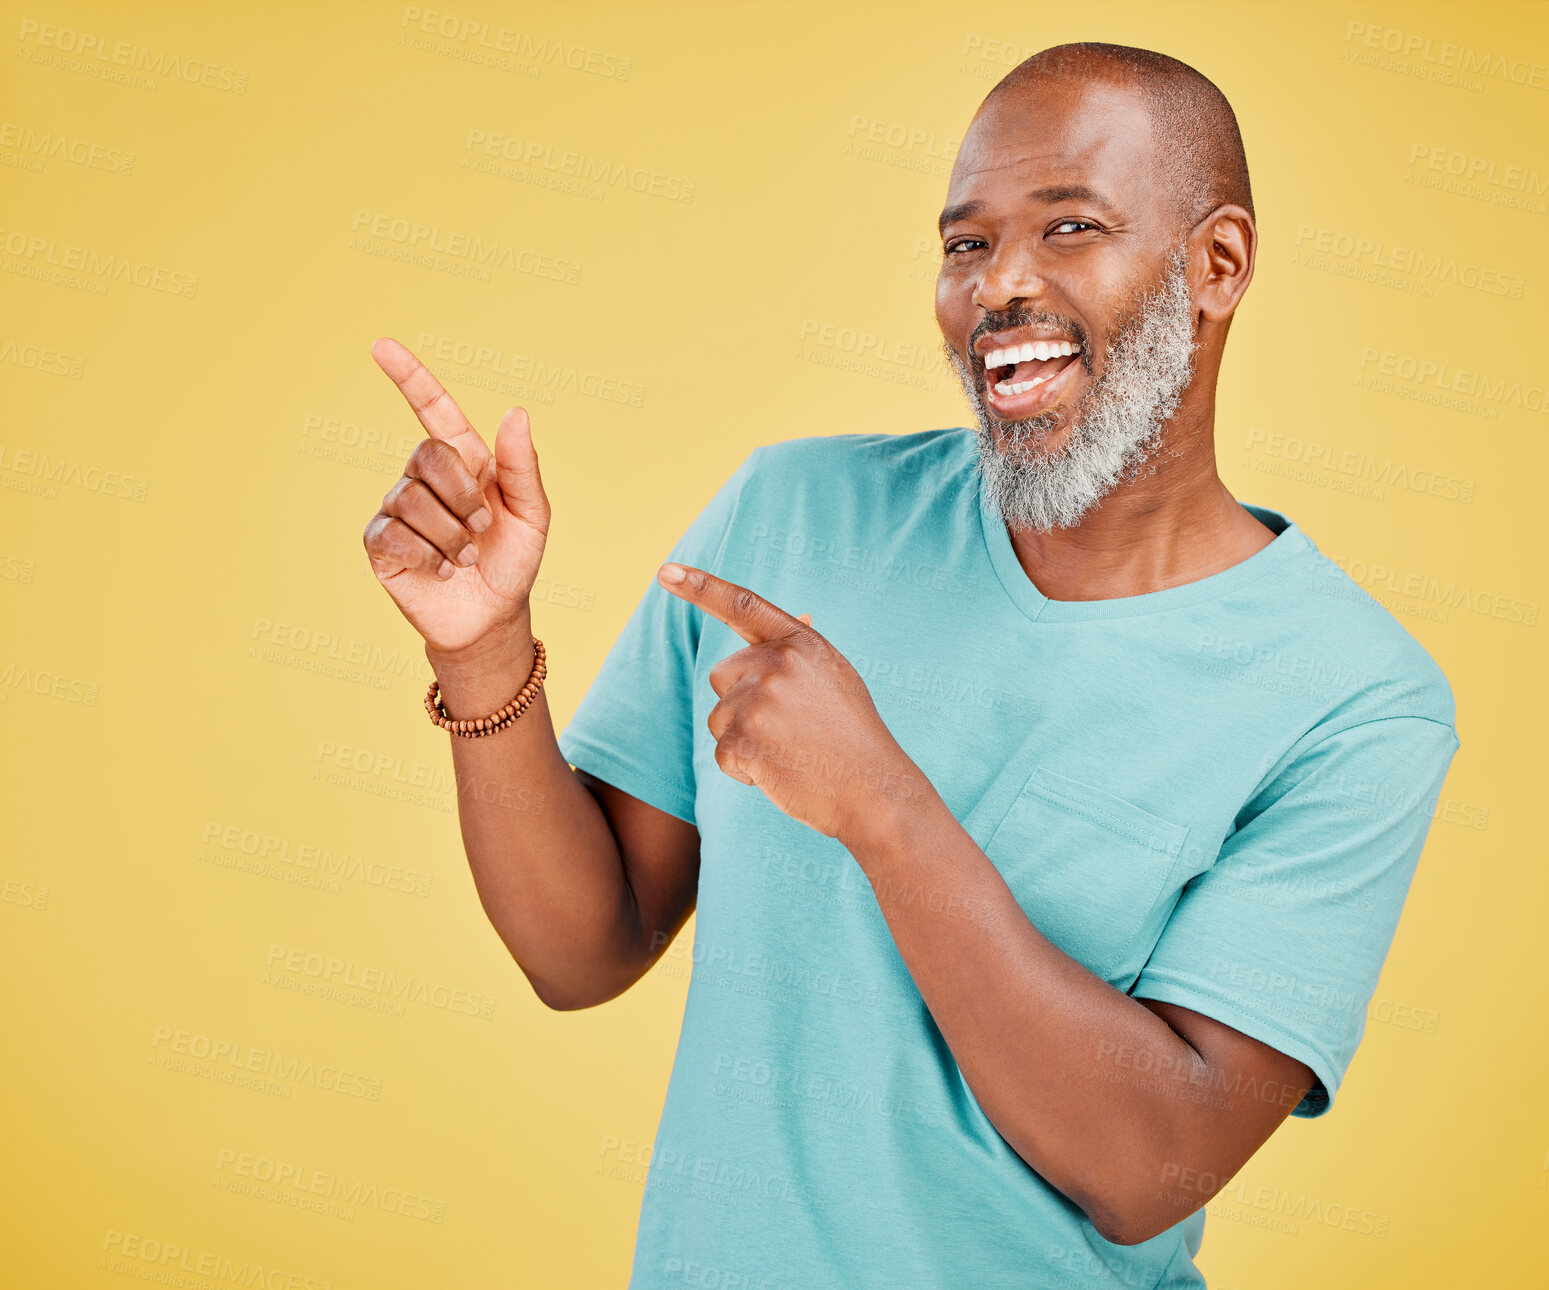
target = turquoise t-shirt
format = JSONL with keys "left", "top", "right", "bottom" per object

{"left": 557, "top": 428, "right": 1460, "bottom": 1289}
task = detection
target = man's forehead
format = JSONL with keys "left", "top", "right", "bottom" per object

{"left": 950, "top": 77, "right": 1156, "bottom": 188}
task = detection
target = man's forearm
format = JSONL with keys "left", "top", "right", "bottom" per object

{"left": 426, "top": 610, "right": 647, "bottom": 1007}
{"left": 842, "top": 775, "right": 1289, "bottom": 1244}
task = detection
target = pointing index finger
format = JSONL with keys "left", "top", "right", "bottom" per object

{"left": 657, "top": 563, "right": 805, "bottom": 645}
{"left": 371, "top": 336, "right": 493, "bottom": 482}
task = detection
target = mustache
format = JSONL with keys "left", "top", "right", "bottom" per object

{"left": 968, "top": 311, "right": 1092, "bottom": 362}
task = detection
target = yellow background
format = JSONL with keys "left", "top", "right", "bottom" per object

{"left": 2, "top": 1, "right": 1544, "bottom": 1286}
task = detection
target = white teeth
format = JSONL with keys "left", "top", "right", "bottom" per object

{"left": 983, "top": 340, "right": 1079, "bottom": 368}
{"left": 994, "top": 374, "right": 1051, "bottom": 396}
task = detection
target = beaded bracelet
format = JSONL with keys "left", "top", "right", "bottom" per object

{"left": 425, "top": 637, "right": 547, "bottom": 738}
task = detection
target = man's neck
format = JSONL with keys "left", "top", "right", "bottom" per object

{"left": 1001, "top": 457, "right": 1277, "bottom": 604}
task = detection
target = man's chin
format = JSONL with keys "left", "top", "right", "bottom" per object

{"left": 979, "top": 411, "right": 1074, "bottom": 460}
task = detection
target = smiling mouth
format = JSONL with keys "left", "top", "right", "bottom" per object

{"left": 981, "top": 340, "right": 1082, "bottom": 398}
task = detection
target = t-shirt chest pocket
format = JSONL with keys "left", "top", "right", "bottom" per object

{"left": 981, "top": 768, "right": 1192, "bottom": 987}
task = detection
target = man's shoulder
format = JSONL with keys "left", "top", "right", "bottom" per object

{"left": 708, "top": 428, "right": 980, "bottom": 591}
{"left": 747, "top": 427, "right": 974, "bottom": 480}
{"left": 1268, "top": 524, "right": 1458, "bottom": 734}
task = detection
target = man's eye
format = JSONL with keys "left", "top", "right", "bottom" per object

{"left": 1053, "top": 220, "right": 1096, "bottom": 234}
{"left": 944, "top": 239, "right": 986, "bottom": 255}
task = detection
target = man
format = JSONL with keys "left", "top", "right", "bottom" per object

{"left": 362, "top": 42, "right": 1459, "bottom": 1290}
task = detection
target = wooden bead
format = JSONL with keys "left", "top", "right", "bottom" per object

{"left": 425, "top": 636, "right": 548, "bottom": 738}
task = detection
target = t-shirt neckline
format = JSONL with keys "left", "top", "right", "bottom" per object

{"left": 973, "top": 444, "right": 1310, "bottom": 622}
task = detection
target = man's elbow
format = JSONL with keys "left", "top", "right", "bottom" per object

{"left": 1082, "top": 1179, "right": 1193, "bottom": 1247}
{"left": 526, "top": 968, "right": 603, "bottom": 1011}
{"left": 1091, "top": 1208, "right": 1171, "bottom": 1248}
{"left": 532, "top": 982, "right": 594, "bottom": 1011}
{"left": 1011, "top": 1138, "right": 1183, "bottom": 1246}
{"left": 523, "top": 961, "right": 636, "bottom": 1011}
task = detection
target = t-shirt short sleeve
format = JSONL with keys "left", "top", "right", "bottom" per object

{"left": 1129, "top": 712, "right": 1460, "bottom": 1117}
{"left": 556, "top": 448, "right": 764, "bottom": 827}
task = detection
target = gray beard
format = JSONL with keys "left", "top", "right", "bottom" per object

{"left": 942, "top": 244, "right": 1199, "bottom": 534}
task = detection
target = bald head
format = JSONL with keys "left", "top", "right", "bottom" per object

{"left": 982, "top": 42, "right": 1253, "bottom": 234}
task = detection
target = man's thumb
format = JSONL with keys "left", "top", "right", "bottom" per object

{"left": 492, "top": 407, "right": 549, "bottom": 522}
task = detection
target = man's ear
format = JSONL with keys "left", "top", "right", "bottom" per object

{"left": 1188, "top": 204, "right": 1256, "bottom": 323}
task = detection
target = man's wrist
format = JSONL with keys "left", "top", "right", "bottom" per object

{"left": 424, "top": 612, "right": 538, "bottom": 719}
{"left": 836, "top": 750, "right": 942, "bottom": 867}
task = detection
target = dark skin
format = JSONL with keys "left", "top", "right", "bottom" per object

{"left": 644, "top": 75, "right": 1315, "bottom": 1246}
{"left": 361, "top": 68, "right": 1314, "bottom": 1252}
{"left": 937, "top": 73, "right": 1277, "bottom": 599}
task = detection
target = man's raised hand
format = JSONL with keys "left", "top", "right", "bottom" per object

{"left": 362, "top": 337, "right": 551, "bottom": 657}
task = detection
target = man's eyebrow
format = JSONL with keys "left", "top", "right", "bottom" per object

{"left": 937, "top": 185, "right": 1117, "bottom": 236}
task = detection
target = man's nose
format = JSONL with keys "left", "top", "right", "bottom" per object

{"left": 972, "top": 244, "right": 1046, "bottom": 313}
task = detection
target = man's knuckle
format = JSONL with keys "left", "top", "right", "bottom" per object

{"left": 407, "top": 478, "right": 442, "bottom": 510}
